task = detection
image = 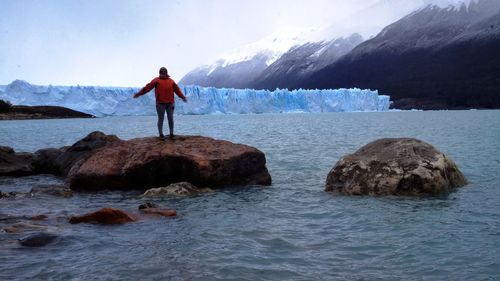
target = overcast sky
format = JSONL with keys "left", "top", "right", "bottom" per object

{"left": 0, "top": 0, "right": 468, "bottom": 87}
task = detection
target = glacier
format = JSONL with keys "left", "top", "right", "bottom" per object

{"left": 0, "top": 80, "right": 390, "bottom": 117}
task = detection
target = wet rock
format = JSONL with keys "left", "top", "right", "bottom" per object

{"left": 33, "top": 148, "right": 64, "bottom": 174}
{"left": 69, "top": 207, "right": 136, "bottom": 225}
{"left": 138, "top": 202, "right": 159, "bottom": 210}
{"left": 18, "top": 232, "right": 58, "bottom": 247}
{"left": 55, "top": 131, "right": 120, "bottom": 175}
{"left": 0, "top": 146, "right": 36, "bottom": 176}
{"left": 68, "top": 135, "right": 271, "bottom": 191}
{"left": 0, "top": 131, "right": 119, "bottom": 177}
{"left": 140, "top": 208, "right": 177, "bottom": 217}
{"left": 142, "top": 182, "right": 212, "bottom": 197}
{"left": 30, "top": 184, "right": 73, "bottom": 198}
{"left": 325, "top": 138, "right": 468, "bottom": 196}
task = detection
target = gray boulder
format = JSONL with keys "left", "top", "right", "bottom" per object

{"left": 325, "top": 138, "right": 467, "bottom": 196}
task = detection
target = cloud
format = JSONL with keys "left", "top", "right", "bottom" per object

{"left": 0, "top": 0, "right": 461, "bottom": 87}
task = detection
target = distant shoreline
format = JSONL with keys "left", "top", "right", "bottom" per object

{"left": 0, "top": 105, "right": 94, "bottom": 120}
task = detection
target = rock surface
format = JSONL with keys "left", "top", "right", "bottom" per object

{"left": 325, "top": 138, "right": 467, "bottom": 196}
{"left": 69, "top": 208, "right": 136, "bottom": 225}
{"left": 68, "top": 135, "right": 271, "bottom": 191}
{"left": 0, "top": 131, "right": 120, "bottom": 176}
{"left": 0, "top": 146, "right": 36, "bottom": 176}
{"left": 53, "top": 131, "right": 120, "bottom": 175}
{"left": 142, "top": 182, "right": 212, "bottom": 197}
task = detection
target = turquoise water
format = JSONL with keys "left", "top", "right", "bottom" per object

{"left": 1, "top": 111, "right": 499, "bottom": 280}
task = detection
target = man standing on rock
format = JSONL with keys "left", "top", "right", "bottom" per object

{"left": 133, "top": 67, "right": 187, "bottom": 139}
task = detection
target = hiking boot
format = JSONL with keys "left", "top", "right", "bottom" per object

{"left": 159, "top": 134, "right": 165, "bottom": 140}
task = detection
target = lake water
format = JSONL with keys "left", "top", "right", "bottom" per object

{"left": 1, "top": 110, "right": 499, "bottom": 280}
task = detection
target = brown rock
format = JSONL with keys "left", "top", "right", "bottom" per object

{"left": 55, "top": 131, "right": 120, "bottom": 175}
{"left": 69, "top": 207, "right": 136, "bottom": 225}
{"left": 0, "top": 131, "right": 119, "bottom": 177}
{"left": 68, "top": 135, "right": 271, "bottom": 191}
{"left": 325, "top": 138, "right": 468, "bottom": 196}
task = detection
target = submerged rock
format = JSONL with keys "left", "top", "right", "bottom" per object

{"left": 138, "top": 202, "right": 159, "bottom": 210}
{"left": 4, "top": 222, "right": 53, "bottom": 234}
{"left": 30, "top": 184, "right": 73, "bottom": 198}
{"left": 0, "top": 190, "right": 19, "bottom": 199}
{"left": 139, "top": 208, "right": 177, "bottom": 218}
{"left": 68, "top": 135, "right": 271, "bottom": 191}
{"left": 69, "top": 208, "right": 136, "bottom": 225}
{"left": 138, "top": 202, "right": 177, "bottom": 217}
{"left": 18, "top": 232, "right": 58, "bottom": 247}
{"left": 142, "top": 182, "right": 212, "bottom": 197}
{"left": 325, "top": 138, "right": 468, "bottom": 196}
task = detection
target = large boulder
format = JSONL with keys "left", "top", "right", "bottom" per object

{"left": 51, "top": 131, "right": 120, "bottom": 175}
{"left": 0, "top": 146, "right": 36, "bottom": 176}
{"left": 68, "top": 135, "right": 271, "bottom": 191}
{"left": 325, "top": 138, "right": 467, "bottom": 196}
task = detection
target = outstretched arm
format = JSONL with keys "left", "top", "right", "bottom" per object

{"left": 133, "top": 78, "right": 157, "bottom": 98}
{"left": 173, "top": 82, "right": 187, "bottom": 102}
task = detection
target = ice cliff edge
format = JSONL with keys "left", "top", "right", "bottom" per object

{"left": 0, "top": 80, "right": 390, "bottom": 117}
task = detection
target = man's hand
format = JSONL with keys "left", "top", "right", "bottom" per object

{"left": 182, "top": 97, "right": 188, "bottom": 102}
{"left": 133, "top": 93, "right": 140, "bottom": 99}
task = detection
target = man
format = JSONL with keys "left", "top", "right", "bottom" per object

{"left": 133, "top": 67, "right": 187, "bottom": 139}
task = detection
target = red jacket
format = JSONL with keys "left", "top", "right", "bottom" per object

{"left": 136, "top": 76, "right": 186, "bottom": 103}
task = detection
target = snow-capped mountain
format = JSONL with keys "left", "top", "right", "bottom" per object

{"left": 299, "top": 0, "right": 500, "bottom": 109}
{"left": 179, "top": 29, "right": 319, "bottom": 88}
{"left": 179, "top": 0, "right": 454, "bottom": 90}
{"left": 254, "top": 33, "right": 363, "bottom": 90}
{"left": 180, "top": 26, "right": 368, "bottom": 89}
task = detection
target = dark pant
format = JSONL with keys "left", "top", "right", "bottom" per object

{"left": 156, "top": 103, "right": 174, "bottom": 136}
